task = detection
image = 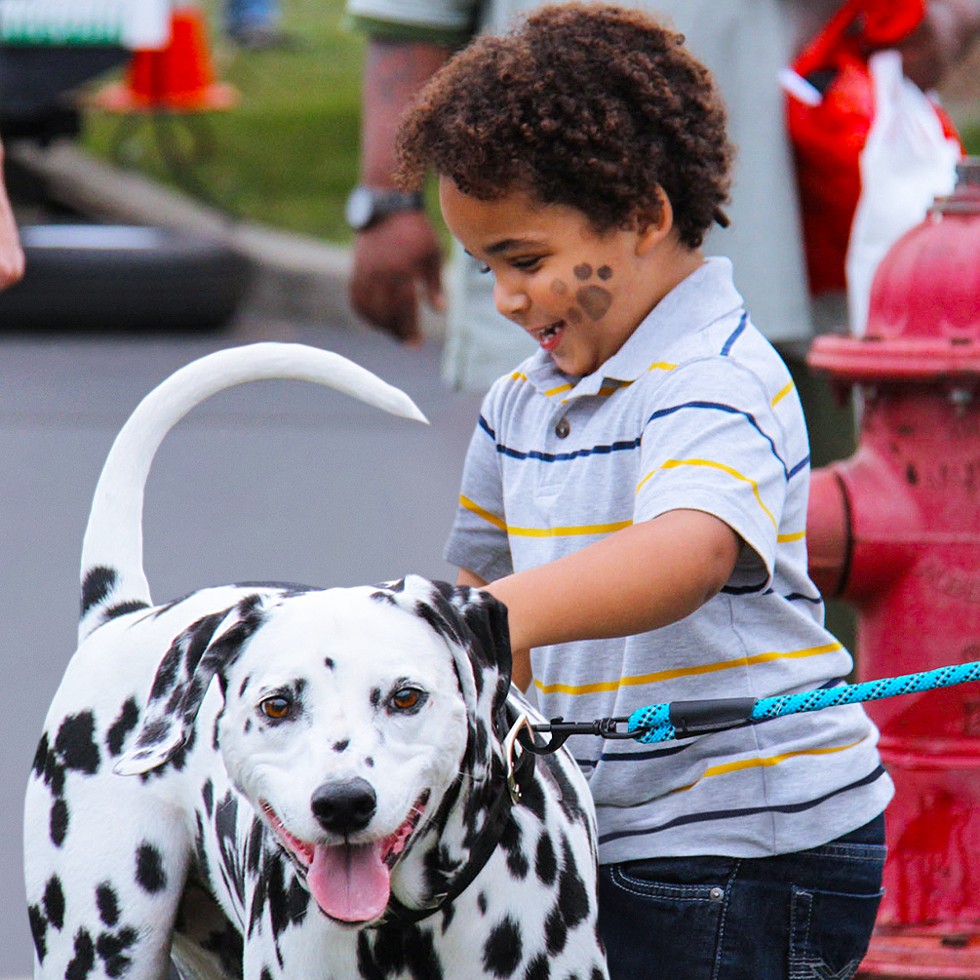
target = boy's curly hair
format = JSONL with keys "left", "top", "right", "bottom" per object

{"left": 396, "top": 2, "right": 733, "bottom": 248}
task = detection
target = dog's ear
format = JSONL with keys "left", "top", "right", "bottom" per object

{"left": 379, "top": 576, "right": 513, "bottom": 772}
{"left": 115, "top": 594, "right": 269, "bottom": 776}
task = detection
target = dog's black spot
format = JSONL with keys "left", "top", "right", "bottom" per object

{"left": 66, "top": 926, "right": 95, "bottom": 979}
{"left": 55, "top": 712, "right": 101, "bottom": 776}
{"left": 33, "top": 732, "right": 50, "bottom": 779}
{"left": 536, "top": 832, "right": 558, "bottom": 887}
{"left": 369, "top": 687, "right": 382, "bottom": 709}
{"left": 135, "top": 843, "right": 167, "bottom": 893}
{"left": 544, "top": 902, "right": 568, "bottom": 956}
{"left": 106, "top": 698, "right": 140, "bottom": 756}
{"left": 551, "top": 761, "right": 584, "bottom": 822}
{"left": 441, "top": 902, "right": 456, "bottom": 934}
{"left": 483, "top": 916, "right": 523, "bottom": 977}
{"left": 524, "top": 954, "right": 551, "bottom": 980}
{"left": 50, "top": 798, "right": 69, "bottom": 847}
{"left": 81, "top": 565, "right": 116, "bottom": 617}
{"left": 557, "top": 836, "right": 589, "bottom": 929}
{"left": 365, "top": 756, "right": 375, "bottom": 768}
{"left": 216, "top": 793, "right": 246, "bottom": 908}
{"left": 239, "top": 675, "right": 251, "bottom": 698}
{"left": 95, "top": 925, "right": 138, "bottom": 977}
{"left": 28, "top": 903, "right": 48, "bottom": 962}
{"left": 194, "top": 812, "right": 213, "bottom": 891}
{"left": 203, "top": 779, "right": 215, "bottom": 817}
{"left": 260, "top": 969, "right": 273, "bottom": 980}
{"left": 517, "top": 770, "right": 546, "bottom": 822}
{"left": 590, "top": 967, "right": 605, "bottom": 980}
{"left": 246, "top": 816, "right": 265, "bottom": 877}
{"left": 332, "top": 739, "right": 349, "bottom": 753}
{"left": 135, "top": 719, "right": 170, "bottom": 749}
{"left": 477, "top": 891, "right": 488, "bottom": 915}
{"left": 500, "top": 819, "right": 530, "bottom": 881}
{"left": 359, "top": 921, "right": 444, "bottom": 980}
{"left": 324, "top": 657, "right": 335, "bottom": 670}
{"left": 40, "top": 875, "right": 65, "bottom": 931}
{"left": 267, "top": 858, "right": 309, "bottom": 940}
{"left": 103, "top": 599, "right": 151, "bottom": 622}
{"left": 148, "top": 645, "right": 183, "bottom": 703}
{"left": 96, "top": 883, "right": 120, "bottom": 927}
{"left": 244, "top": 719, "right": 252, "bottom": 735}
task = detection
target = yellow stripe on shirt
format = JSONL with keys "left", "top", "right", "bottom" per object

{"left": 671, "top": 736, "right": 869, "bottom": 793}
{"left": 636, "top": 458, "right": 777, "bottom": 529}
{"left": 459, "top": 495, "right": 632, "bottom": 538}
{"left": 535, "top": 641, "right": 844, "bottom": 696}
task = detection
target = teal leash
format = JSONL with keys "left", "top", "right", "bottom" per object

{"left": 626, "top": 661, "right": 980, "bottom": 744}
{"left": 517, "top": 661, "right": 980, "bottom": 754}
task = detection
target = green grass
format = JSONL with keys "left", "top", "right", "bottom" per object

{"left": 81, "top": 0, "right": 365, "bottom": 243}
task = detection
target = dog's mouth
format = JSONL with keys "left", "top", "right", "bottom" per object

{"left": 260, "top": 793, "right": 428, "bottom": 923}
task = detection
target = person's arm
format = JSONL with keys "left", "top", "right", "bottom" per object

{"left": 483, "top": 509, "right": 741, "bottom": 656}
{"left": 348, "top": 37, "right": 451, "bottom": 344}
{"left": 0, "top": 139, "right": 25, "bottom": 291}
{"left": 898, "top": 0, "right": 980, "bottom": 91}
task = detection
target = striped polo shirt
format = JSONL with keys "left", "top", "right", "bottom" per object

{"left": 445, "top": 258, "right": 892, "bottom": 864}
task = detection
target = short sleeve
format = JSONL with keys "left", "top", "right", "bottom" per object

{"left": 634, "top": 357, "right": 791, "bottom": 589}
{"left": 443, "top": 404, "right": 514, "bottom": 583}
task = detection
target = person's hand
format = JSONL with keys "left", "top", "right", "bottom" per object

{"left": 0, "top": 145, "right": 25, "bottom": 291}
{"left": 349, "top": 210, "right": 445, "bottom": 346}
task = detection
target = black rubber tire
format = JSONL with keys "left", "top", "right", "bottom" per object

{"left": 0, "top": 224, "right": 253, "bottom": 333}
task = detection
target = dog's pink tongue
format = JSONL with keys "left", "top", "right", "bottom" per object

{"left": 308, "top": 842, "right": 391, "bottom": 922}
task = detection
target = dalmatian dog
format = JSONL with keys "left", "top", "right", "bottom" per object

{"left": 24, "top": 343, "right": 608, "bottom": 980}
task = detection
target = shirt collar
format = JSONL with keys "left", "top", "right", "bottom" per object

{"left": 522, "top": 257, "right": 744, "bottom": 398}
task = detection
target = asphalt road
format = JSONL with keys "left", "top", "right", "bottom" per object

{"left": 1, "top": 312, "right": 484, "bottom": 975}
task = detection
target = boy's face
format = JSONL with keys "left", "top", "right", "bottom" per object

{"left": 439, "top": 179, "right": 692, "bottom": 378}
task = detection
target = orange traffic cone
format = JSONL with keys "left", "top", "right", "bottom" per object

{"left": 94, "top": 5, "right": 238, "bottom": 113}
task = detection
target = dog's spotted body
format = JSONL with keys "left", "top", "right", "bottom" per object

{"left": 24, "top": 344, "right": 608, "bottom": 980}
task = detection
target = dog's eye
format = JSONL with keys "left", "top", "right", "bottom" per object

{"left": 259, "top": 696, "right": 292, "bottom": 720}
{"left": 389, "top": 687, "right": 424, "bottom": 712}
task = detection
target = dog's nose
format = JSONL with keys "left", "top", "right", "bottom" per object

{"left": 311, "top": 778, "right": 377, "bottom": 834}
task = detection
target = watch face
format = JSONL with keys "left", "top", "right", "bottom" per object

{"left": 345, "top": 187, "right": 375, "bottom": 230}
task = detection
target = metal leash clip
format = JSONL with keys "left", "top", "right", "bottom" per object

{"left": 503, "top": 712, "right": 536, "bottom": 803}
{"left": 515, "top": 716, "right": 642, "bottom": 755}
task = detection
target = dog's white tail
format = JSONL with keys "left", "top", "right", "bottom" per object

{"left": 78, "top": 342, "right": 427, "bottom": 644}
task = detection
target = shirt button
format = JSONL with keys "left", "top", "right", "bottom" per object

{"left": 555, "top": 416, "right": 571, "bottom": 439}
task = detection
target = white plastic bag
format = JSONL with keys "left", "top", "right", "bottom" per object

{"left": 845, "top": 50, "right": 960, "bottom": 335}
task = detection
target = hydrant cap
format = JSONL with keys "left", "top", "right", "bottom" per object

{"left": 810, "top": 157, "right": 980, "bottom": 382}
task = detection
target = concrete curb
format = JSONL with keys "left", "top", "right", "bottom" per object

{"left": 9, "top": 138, "right": 360, "bottom": 327}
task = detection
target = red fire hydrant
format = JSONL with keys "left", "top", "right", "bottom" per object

{"left": 807, "top": 158, "right": 980, "bottom": 978}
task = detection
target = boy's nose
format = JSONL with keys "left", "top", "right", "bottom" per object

{"left": 493, "top": 278, "right": 529, "bottom": 319}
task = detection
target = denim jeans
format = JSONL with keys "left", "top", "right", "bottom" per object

{"left": 597, "top": 814, "right": 886, "bottom": 980}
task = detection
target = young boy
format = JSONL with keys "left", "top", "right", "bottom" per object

{"left": 396, "top": 5, "right": 892, "bottom": 977}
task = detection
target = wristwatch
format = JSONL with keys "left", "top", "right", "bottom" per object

{"left": 345, "top": 186, "right": 424, "bottom": 231}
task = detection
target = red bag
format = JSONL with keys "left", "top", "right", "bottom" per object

{"left": 784, "top": 0, "right": 960, "bottom": 295}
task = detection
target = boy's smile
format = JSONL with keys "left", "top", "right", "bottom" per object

{"left": 438, "top": 179, "right": 702, "bottom": 378}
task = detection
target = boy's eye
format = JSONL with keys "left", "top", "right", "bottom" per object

{"left": 512, "top": 256, "right": 542, "bottom": 271}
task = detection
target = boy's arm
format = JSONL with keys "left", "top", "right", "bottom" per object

{"left": 457, "top": 567, "right": 533, "bottom": 692}
{"left": 484, "top": 509, "right": 741, "bottom": 655}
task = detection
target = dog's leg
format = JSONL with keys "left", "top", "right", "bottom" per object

{"left": 25, "top": 762, "right": 192, "bottom": 980}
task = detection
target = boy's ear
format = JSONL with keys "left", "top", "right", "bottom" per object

{"left": 635, "top": 187, "right": 674, "bottom": 253}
